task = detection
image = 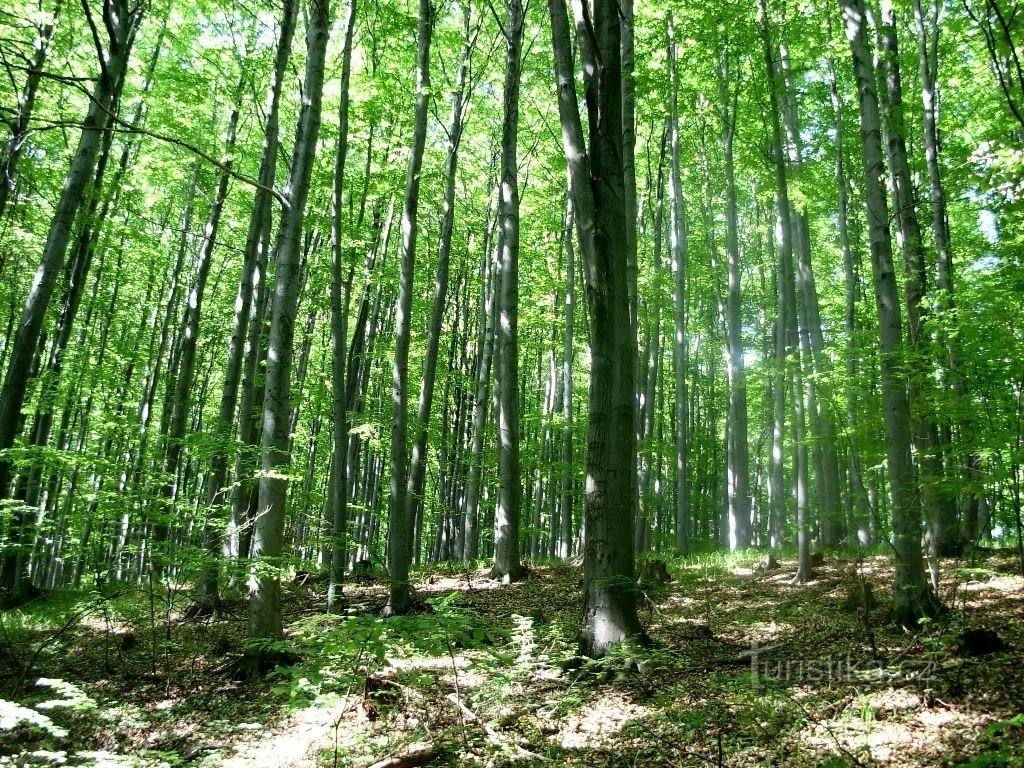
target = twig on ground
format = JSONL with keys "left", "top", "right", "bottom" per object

{"left": 445, "top": 693, "right": 549, "bottom": 762}
{"left": 365, "top": 746, "right": 444, "bottom": 768}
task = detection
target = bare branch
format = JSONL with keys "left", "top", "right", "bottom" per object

{"left": 79, "top": 0, "right": 109, "bottom": 81}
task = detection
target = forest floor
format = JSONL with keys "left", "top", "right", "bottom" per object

{"left": 1, "top": 548, "right": 1023, "bottom": 767}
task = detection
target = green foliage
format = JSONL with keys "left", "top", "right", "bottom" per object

{"left": 957, "top": 714, "right": 1024, "bottom": 767}
{"left": 268, "top": 594, "right": 510, "bottom": 706}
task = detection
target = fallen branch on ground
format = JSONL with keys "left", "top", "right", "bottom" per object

{"left": 365, "top": 746, "right": 443, "bottom": 768}
{"left": 445, "top": 693, "right": 549, "bottom": 762}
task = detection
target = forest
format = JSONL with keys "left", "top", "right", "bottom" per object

{"left": 0, "top": 0, "right": 1023, "bottom": 764}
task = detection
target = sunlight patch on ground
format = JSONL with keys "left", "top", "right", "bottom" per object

{"left": 206, "top": 697, "right": 356, "bottom": 768}
{"left": 415, "top": 573, "right": 503, "bottom": 593}
{"left": 386, "top": 654, "right": 473, "bottom": 671}
{"left": 962, "top": 574, "right": 1022, "bottom": 594}
{"left": 745, "top": 620, "right": 793, "bottom": 643}
{"left": 558, "top": 692, "right": 651, "bottom": 749}
{"left": 665, "top": 594, "right": 696, "bottom": 608}
{"left": 800, "top": 689, "right": 993, "bottom": 766}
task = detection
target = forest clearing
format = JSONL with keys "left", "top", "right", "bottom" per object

{"left": 1, "top": 551, "right": 1022, "bottom": 767}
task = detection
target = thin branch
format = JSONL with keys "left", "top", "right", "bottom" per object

{"left": 79, "top": 0, "right": 109, "bottom": 81}
{"left": 484, "top": 0, "right": 509, "bottom": 40}
{"left": 31, "top": 115, "right": 289, "bottom": 207}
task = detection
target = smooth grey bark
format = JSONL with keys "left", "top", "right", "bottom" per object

{"left": 667, "top": 15, "right": 690, "bottom": 556}
{"left": 492, "top": 0, "right": 526, "bottom": 582}
{"left": 384, "top": 0, "right": 433, "bottom": 615}
{"left": 877, "top": 0, "right": 954, "bottom": 577}
{"left": 635, "top": 136, "right": 665, "bottom": 554}
{"left": 776, "top": 41, "right": 843, "bottom": 549}
{"left": 760, "top": 6, "right": 804, "bottom": 576}
{"left": 718, "top": 46, "right": 751, "bottom": 552}
{"left": 0, "top": 0, "right": 141, "bottom": 601}
{"left": 621, "top": 0, "right": 638, "bottom": 335}
{"left": 115, "top": 173, "right": 196, "bottom": 583}
{"left": 202, "top": 0, "right": 298, "bottom": 601}
{"left": 550, "top": 0, "right": 643, "bottom": 657}
{"left": 827, "top": 46, "right": 872, "bottom": 543}
{"left": 0, "top": 0, "right": 62, "bottom": 222}
{"left": 408, "top": 5, "right": 474, "bottom": 574}
{"left": 840, "top": 0, "right": 940, "bottom": 624}
{"left": 230, "top": 213, "right": 272, "bottom": 565}
{"left": 463, "top": 223, "right": 499, "bottom": 561}
{"left": 248, "top": 0, "right": 332, "bottom": 655}
{"left": 342, "top": 199, "right": 394, "bottom": 560}
{"left": 558, "top": 197, "right": 575, "bottom": 559}
{"left": 326, "top": 0, "right": 359, "bottom": 613}
{"left": 17, "top": 42, "right": 136, "bottom": 579}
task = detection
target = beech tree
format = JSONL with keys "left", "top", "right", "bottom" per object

{"left": 549, "top": 0, "right": 643, "bottom": 656}
{"left": 385, "top": 0, "right": 434, "bottom": 616}
{"left": 247, "top": 0, "right": 332, "bottom": 665}
{"left": 839, "top": 0, "right": 941, "bottom": 624}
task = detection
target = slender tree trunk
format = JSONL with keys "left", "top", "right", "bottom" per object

{"left": 719, "top": 47, "right": 751, "bottom": 551}
{"left": 828, "top": 46, "right": 872, "bottom": 544}
{"left": 559, "top": 197, "right": 575, "bottom": 559}
{"left": 464, "top": 222, "right": 499, "bottom": 561}
{"left": 326, "top": 0, "right": 359, "bottom": 613}
{"left": 200, "top": 0, "right": 298, "bottom": 603}
{"left": 247, "top": 0, "right": 332, "bottom": 659}
{"left": 408, "top": 4, "right": 474, "bottom": 574}
{"left": 667, "top": 16, "right": 690, "bottom": 556}
{"left": 776, "top": 40, "right": 843, "bottom": 549}
{"left": 878, "top": 0, "right": 955, "bottom": 576}
{"left": 385, "top": 0, "right": 433, "bottom": 615}
{"left": 760, "top": 5, "right": 802, "bottom": 572}
{"left": 492, "top": 0, "right": 526, "bottom": 582}
{"left": 914, "top": 0, "right": 980, "bottom": 548}
{"left": 840, "top": 0, "right": 940, "bottom": 624}
{"left": 156, "top": 79, "right": 243, "bottom": 584}
{"left": 636, "top": 135, "right": 666, "bottom": 554}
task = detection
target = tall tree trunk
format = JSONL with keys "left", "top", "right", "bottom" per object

{"left": 827, "top": 42, "right": 871, "bottom": 544}
{"left": 463, "top": 226, "right": 498, "bottom": 561}
{"left": 635, "top": 135, "right": 666, "bottom": 555}
{"left": 408, "top": 4, "right": 474, "bottom": 575}
{"left": 201, "top": 0, "right": 298, "bottom": 602}
{"left": 719, "top": 45, "right": 751, "bottom": 551}
{"left": 839, "top": 0, "right": 941, "bottom": 624}
{"left": 878, "top": 0, "right": 955, "bottom": 575}
{"left": 326, "top": 0, "right": 359, "bottom": 613}
{"left": 550, "top": 0, "right": 643, "bottom": 657}
{"left": 667, "top": 15, "right": 690, "bottom": 556}
{"left": 776, "top": 41, "right": 843, "bottom": 549}
{"left": 492, "top": 0, "right": 526, "bottom": 582}
{"left": 558, "top": 197, "right": 575, "bottom": 559}
{"left": 384, "top": 0, "right": 433, "bottom": 615}
{"left": 759, "top": 5, "right": 803, "bottom": 574}
{"left": 156, "top": 80, "right": 243, "bottom": 582}
{"left": 247, "top": 0, "right": 332, "bottom": 660}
